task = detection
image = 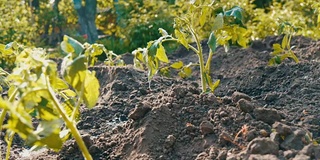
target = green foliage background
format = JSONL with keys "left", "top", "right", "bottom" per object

{"left": 0, "top": 0, "right": 319, "bottom": 53}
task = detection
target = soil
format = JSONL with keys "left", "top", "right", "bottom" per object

{"left": 1, "top": 35, "right": 320, "bottom": 160}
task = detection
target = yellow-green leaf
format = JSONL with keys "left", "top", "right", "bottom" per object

{"left": 210, "top": 79, "right": 220, "bottom": 93}
{"left": 199, "top": 7, "right": 208, "bottom": 27}
{"left": 61, "top": 89, "right": 77, "bottom": 97}
{"left": 83, "top": 71, "right": 100, "bottom": 108}
{"left": 171, "top": 61, "right": 184, "bottom": 69}
{"left": 60, "top": 41, "right": 74, "bottom": 54}
{"left": 156, "top": 43, "right": 169, "bottom": 63}
{"left": 174, "top": 29, "right": 189, "bottom": 49}
{"left": 282, "top": 34, "right": 288, "bottom": 49}
{"left": 183, "top": 66, "right": 192, "bottom": 77}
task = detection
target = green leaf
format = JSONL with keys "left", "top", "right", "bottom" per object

{"left": 147, "top": 41, "right": 158, "bottom": 57}
{"left": 225, "top": 6, "right": 244, "bottom": 24}
{"left": 156, "top": 43, "right": 169, "bottom": 63}
{"left": 30, "top": 120, "right": 63, "bottom": 150}
{"left": 171, "top": 61, "right": 184, "bottom": 69}
{"left": 5, "top": 42, "right": 18, "bottom": 50}
{"left": 61, "top": 35, "right": 84, "bottom": 57}
{"left": 207, "top": 32, "right": 217, "bottom": 52}
{"left": 63, "top": 55, "right": 87, "bottom": 92}
{"left": 83, "top": 71, "right": 100, "bottom": 108}
{"left": 213, "top": 13, "right": 224, "bottom": 30}
{"left": 174, "top": 29, "right": 189, "bottom": 49}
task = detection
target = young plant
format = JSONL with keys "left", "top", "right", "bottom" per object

{"left": 132, "top": 1, "right": 248, "bottom": 93}
{"left": 0, "top": 36, "right": 104, "bottom": 160}
{"left": 269, "top": 22, "right": 299, "bottom": 65}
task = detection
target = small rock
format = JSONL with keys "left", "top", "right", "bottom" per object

{"left": 246, "top": 130, "right": 257, "bottom": 142}
{"left": 283, "top": 150, "right": 298, "bottom": 159}
{"left": 216, "top": 150, "right": 227, "bottom": 160}
{"left": 253, "top": 108, "right": 281, "bottom": 124}
{"left": 315, "top": 145, "right": 320, "bottom": 160}
{"left": 219, "top": 132, "right": 233, "bottom": 146}
{"left": 298, "top": 143, "right": 320, "bottom": 158}
{"left": 237, "top": 99, "right": 255, "bottom": 113}
{"left": 248, "top": 154, "right": 279, "bottom": 160}
{"left": 246, "top": 138, "right": 279, "bottom": 155}
{"left": 260, "top": 129, "right": 269, "bottom": 137}
{"left": 272, "top": 122, "right": 293, "bottom": 136}
{"left": 292, "top": 154, "right": 310, "bottom": 160}
{"left": 219, "top": 110, "right": 228, "bottom": 117}
{"left": 232, "top": 91, "right": 252, "bottom": 103}
{"left": 221, "top": 96, "right": 232, "bottom": 104}
{"left": 89, "top": 145, "right": 100, "bottom": 154}
{"left": 128, "top": 102, "right": 152, "bottom": 121}
{"left": 195, "top": 152, "right": 208, "bottom": 160}
{"left": 264, "top": 92, "right": 279, "bottom": 103}
{"left": 186, "top": 123, "right": 197, "bottom": 132}
{"left": 270, "top": 132, "right": 281, "bottom": 143}
{"left": 82, "top": 134, "right": 93, "bottom": 147}
{"left": 164, "top": 135, "right": 176, "bottom": 149}
{"left": 280, "top": 129, "right": 307, "bottom": 150}
{"left": 200, "top": 120, "right": 214, "bottom": 135}
{"left": 208, "top": 147, "right": 219, "bottom": 159}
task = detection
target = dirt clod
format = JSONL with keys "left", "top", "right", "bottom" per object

{"left": 200, "top": 120, "right": 215, "bottom": 135}
{"left": 253, "top": 108, "right": 282, "bottom": 125}
{"left": 237, "top": 98, "right": 255, "bottom": 113}
{"left": 231, "top": 91, "right": 252, "bottom": 103}
{"left": 128, "top": 102, "right": 152, "bottom": 121}
{"left": 246, "top": 137, "right": 279, "bottom": 155}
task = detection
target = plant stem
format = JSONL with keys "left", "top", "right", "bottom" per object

{"left": 0, "top": 88, "right": 18, "bottom": 160}
{"left": 188, "top": 25, "right": 206, "bottom": 92}
{"left": 205, "top": 50, "right": 214, "bottom": 71}
{"left": 5, "top": 132, "right": 14, "bottom": 160}
{"left": 46, "top": 77, "right": 92, "bottom": 160}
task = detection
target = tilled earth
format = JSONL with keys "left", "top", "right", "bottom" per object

{"left": 2, "top": 36, "right": 320, "bottom": 160}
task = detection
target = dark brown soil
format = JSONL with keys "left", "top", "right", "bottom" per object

{"left": 2, "top": 36, "right": 320, "bottom": 160}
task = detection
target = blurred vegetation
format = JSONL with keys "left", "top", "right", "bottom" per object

{"left": 0, "top": 0, "right": 319, "bottom": 55}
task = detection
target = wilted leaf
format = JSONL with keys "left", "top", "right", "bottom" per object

{"left": 159, "top": 28, "right": 168, "bottom": 36}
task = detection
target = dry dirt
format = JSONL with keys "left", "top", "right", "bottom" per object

{"left": 1, "top": 36, "right": 320, "bottom": 160}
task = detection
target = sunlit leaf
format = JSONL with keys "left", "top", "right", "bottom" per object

{"left": 282, "top": 35, "right": 288, "bottom": 49}
{"left": 83, "top": 71, "right": 100, "bottom": 108}
{"left": 200, "top": 7, "right": 208, "bottom": 27}
{"left": 174, "top": 29, "right": 189, "bottom": 49}
{"left": 171, "top": 61, "right": 184, "bottom": 69}
{"left": 156, "top": 43, "right": 169, "bottom": 63}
